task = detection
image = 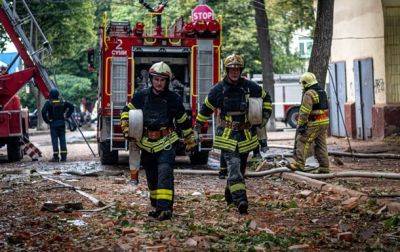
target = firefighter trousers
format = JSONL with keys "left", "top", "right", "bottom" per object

{"left": 50, "top": 125, "right": 67, "bottom": 159}
{"left": 222, "top": 150, "right": 249, "bottom": 206}
{"left": 141, "top": 144, "right": 176, "bottom": 212}
{"left": 294, "top": 124, "right": 329, "bottom": 169}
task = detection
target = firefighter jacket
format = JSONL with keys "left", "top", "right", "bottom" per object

{"left": 120, "top": 88, "right": 193, "bottom": 153}
{"left": 196, "top": 77, "right": 272, "bottom": 153}
{"left": 42, "top": 99, "right": 74, "bottom": 127}
{"left": 297, "top": 83, "right": 329, "bottom": 127}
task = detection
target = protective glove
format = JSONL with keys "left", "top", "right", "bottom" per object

{"left": 259, "top": 139, "right": 269, "bottom": 153}
{"left": 297, "top": 125, "right": 307, "bottom": 135}
{"left": 121, "top": 119, "right": 129, "bottom": 139}
{"left": 184, "top": 134, "right": 197, "bottom": 152}
{"left": 193, "top": 121, "right": 203, "bottom": 132}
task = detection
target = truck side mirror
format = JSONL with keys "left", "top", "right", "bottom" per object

{"left": 87, "top": 48, "right": 95, "bottom": 72}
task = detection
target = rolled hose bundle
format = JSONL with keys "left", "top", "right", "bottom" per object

{"left": 128, "top": 109, "right": 143, "bottom": 141}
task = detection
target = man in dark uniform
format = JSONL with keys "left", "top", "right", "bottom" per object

{"left": 196, "top": 54, "right": 272, "bottom": 214}
{"left": 120, "top": 62, "right": 196, "bottom": 221}
{"left": 42, "top": 88, "right": 74, "bottom": 162}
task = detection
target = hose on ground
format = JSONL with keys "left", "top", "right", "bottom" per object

{"left": 174, "top": 168, "right": 400, "bottom": 179}
{"left": 268, "top": 144, "right": 400, "bottom": 159}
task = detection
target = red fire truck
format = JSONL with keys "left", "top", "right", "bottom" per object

{"left": 93, "top": 1, "right": 222, "bottom": 165}
{"left": 0, "top": 0, "right": 56, "bottom": 161}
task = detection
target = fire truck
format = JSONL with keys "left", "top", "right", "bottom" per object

{"left": 0, "top": 0, "right": 56, "bottom": 161}
{"left": 93, "top": 1, "right": 222, "bottom": 165}
{"left": 251, "top": 74, "right": 302, "bottom": 128}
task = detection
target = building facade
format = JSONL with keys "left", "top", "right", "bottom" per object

{"left": 330, "top": 0, "right": 400, "bottom": 139}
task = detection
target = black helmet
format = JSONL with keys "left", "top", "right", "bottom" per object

{"left": 49, "top": 88, "right": 59, "bottom": 99}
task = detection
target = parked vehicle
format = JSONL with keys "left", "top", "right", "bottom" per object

{"left": 91, "top": 2, "right": 222, "bottom": 165}
{"left": 251, "top": 74, "right": 302, "bottom": 128}
{"left": 1, "top": 0, "right": 58, "bottom": 161}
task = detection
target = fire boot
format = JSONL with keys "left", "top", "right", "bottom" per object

{"left": 238, "top": 201, "right": 248, "bottom": 215}
{"left": 60, "top": 154, "right": 67, "bottom": 162}
{"left": 129, "top": 169, "right": 139, "bottom": 185}
{"left": 148, "top": 210, "right": 161, "bottom": 218}
{"left": 50, "top": 154, "right": 59, "bottom": 162}
{"left": 219, "top": 167, "right": 227, "bottom": 179}
{"left": 157, "top": 210, "right": 172, "bottom": 221}
{"left": 224, "top": 186, "right": 233, "bottom": 206}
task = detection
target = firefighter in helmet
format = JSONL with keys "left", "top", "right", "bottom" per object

{"left": 120, "top": 61, "right": 196, "bottom": 221}
{"left": 196, "top": 54, "right": 272, "bottom": 214}
{"left": 289, "top": 72, "right": 330, "bottom": 173}
{"left": 42, "top": 88, "right": 74, "bottom": 162}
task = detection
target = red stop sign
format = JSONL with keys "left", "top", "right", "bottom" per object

{"left": 191, "top": 4, "right": 215, "bottom": 22}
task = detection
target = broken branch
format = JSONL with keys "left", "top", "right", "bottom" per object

{"left": 41, "top": 176, "right": 105, "bottom": 207}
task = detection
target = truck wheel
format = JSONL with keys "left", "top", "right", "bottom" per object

{"left": 287, "top": 107, "right": 300, "bottom": 128}
{"left": 7, "top": 137, "right": 23, "bottom": 162}
{"left": 189, "top": 150, "right": 209, "bottom": 165}
{"left": 99, "top": 140, "right": 118, "bottom": 165}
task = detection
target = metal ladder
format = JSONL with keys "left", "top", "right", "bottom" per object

{"left": 196, "top": 40, "right": 215, "bottom": 151}
{"left": 109, "top": 57, "right": 129, "bottom": 151}
{"left": 1, "top": 0, "right": 56, "bottom": 91}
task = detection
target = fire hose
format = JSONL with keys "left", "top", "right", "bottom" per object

{"left": 268, "top": 144, "right": 400, "bottom": 159}
{"left": 173, "top": 168, "right": 400, "bottom": 179}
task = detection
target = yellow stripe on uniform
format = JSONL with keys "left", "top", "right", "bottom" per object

{"left": 196, "top": 113, "right": 209, "bottom": 122}
{"left": 120, "top": 111, "right": 129, "bottom": 120}
{"left": 150, "top": 189, "right": 173, "bottom": 201}
{"left": 261, "top": 89, "right": 267, "bottom": 98}
{"left": 230, "top": 183, "right": 246, "bottom": 193}
{"left": 136, "top": 132, "right": 179, "bottom": 153}
{"left": 127, "top": 103, "right": 135, "bottom": 110}
{"left": 182, "top": 128, "right": 193, "bottom": 137}
{"left": 300, "top": 105, "right": 311, "bottom": 114}
{"left": 308, "top": 119, "right": 330, "bottom": 126}
{"left": 244, "top": 129, "right": 251, "bottom": 141}
{"left": 176, "top": 113, "right": 188, "bottom": 124}
{"left": 222, "top": 127, "right": 232, "bottom": 138}
{"left": 263, "top": 102, "right": 272, "bottom": 110}
{"left": 205, "top": 97, "right": 215, "bottom": 110}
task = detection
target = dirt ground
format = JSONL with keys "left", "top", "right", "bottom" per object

{"left": 0, "top": 131, "right": 399, "bottom": 251}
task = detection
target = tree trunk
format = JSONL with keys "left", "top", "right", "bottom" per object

{"left": 308, "top": 0, "right": 334, "bottom": 89}
{"left": 252, "top": 0, "right": 276, "bottom": 130}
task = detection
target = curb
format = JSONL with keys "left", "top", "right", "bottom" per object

{"left": 28, "top": 130, "right": 50, "bottom": 136}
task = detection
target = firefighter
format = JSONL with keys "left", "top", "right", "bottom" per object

{"left": 196, "top": 54, "right": 272, "bottom": 214}
{"left": 42, "top": 88, "right": 74, "bottom": 162}
{"left": 289, "top": 72, "right": 330, "bottom": 173}
{"left": 120, "top": 61, "right": 196, "bottom": 221}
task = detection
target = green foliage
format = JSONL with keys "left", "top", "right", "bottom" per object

{"left": 384, "top": 214, "right": 400, "bottom": 230}
{"left": 26, "top": 1, "right": 97, "bottom": 62}
{"left": 6, "top": 0, "right": 314, "bottom": 109}
{"left": 0, "top": 26, "right": 8, "bottom": 53}
{"left": 18, "top": 87, "right": 36, "bottom": 112}
{"left": 55, "top": 74, "right": 95, "bottom": 106}
{"left": 18, "top": 74, "right": 94, "bottom": 111}
{"left": 209, "top": 0, "right": 314, "bottom": 74}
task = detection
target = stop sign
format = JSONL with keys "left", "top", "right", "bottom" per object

{"left": 191, "top": 4, "right": 215, "bottom": 22}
